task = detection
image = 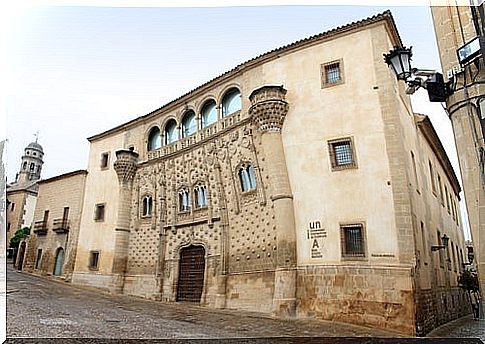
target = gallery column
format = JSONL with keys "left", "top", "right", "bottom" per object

{"left": 111, "top": 149, "right": 138, "bottom": 293}
{"left": 249, "top": 85, "right": 297, "bottom": 317}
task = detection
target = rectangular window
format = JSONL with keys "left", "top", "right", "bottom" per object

{"left": 437, "top": 230, "right": 444, "bottom": 268}
{"left": 100, "top": 152, "right": 110, "bottom": 169}
{"left": 451, "top": 241, "right": 457, "bottom": 272}
{"left": 445, "top": 186, "right": 451, "bottom": 213}
{"left": 10, "top": 203, "right": 14, "bottom": 211}
{"left": 35, "top": 249, "right": 42, "bottom": 269}
{"left": 94, "top": 204, "right": 105, "bottom": 221}
{"left": 89, "top": 251, "right": 100, "bottom": 270}
{"left": 420, "top": 221, "right": 427, "bottom": 264}
{"left": 43, "top": 210, "right": 49, "bottom": 224}
{"left": 429, "top": 161, "right": 436, "bottom": 194}
{"left": 63, "top": 207, "right": 70, "bottom": 220}
{"left": 438, "top": 175, "right": 444, "bottom": 205}
{"left": 411, "top": 151, "right": 419, "bottom": 192}
{"left": 328, "top": 138, "right": 357, "bottom": 170}
{"left": 321, "top": 60, "right": 344, "bottom": 88}
{"left": 7, "top": 222, "right": 10, "bottom": 232}
{"left": 340, "top": 224, "right": 366, "bottom": 258}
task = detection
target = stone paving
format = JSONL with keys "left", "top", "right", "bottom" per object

{"left": 5, "top": 265, "right": 484, "bottom": 343}
{"left": 428, "top": 314, "right": 485, "bottom": 342}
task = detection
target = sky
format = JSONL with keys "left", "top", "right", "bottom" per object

{"left": 1, "top": 3, "right": 471, "bottom": 237}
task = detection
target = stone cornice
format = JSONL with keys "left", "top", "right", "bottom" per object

{"left": 37, "top": 170, "right": 88, "bottom": 185}
{"left": 87, "top": 11, "right": 401, "bottom": 143}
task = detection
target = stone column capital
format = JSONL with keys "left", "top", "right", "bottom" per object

{"left": 113, "top": 149, "right": 139, "bottom": 186}
{"left": 249, "top": 85, "right": 289, "bottom": 133}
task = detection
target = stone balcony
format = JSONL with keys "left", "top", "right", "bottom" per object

{"left": 52, "top": 218, "right": 70, "bottom": 234}
{"left": 33, "top": 221, "right": 48, "bottom": 235}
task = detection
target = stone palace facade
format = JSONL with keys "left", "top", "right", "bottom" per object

{"left": 21, "top": 11, "right": 469, "bottom": 335}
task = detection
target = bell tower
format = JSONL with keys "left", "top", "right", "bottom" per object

{"left": 16, "top": 139, "right": 44, "bottom": 185}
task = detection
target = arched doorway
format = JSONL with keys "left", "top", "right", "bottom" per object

{"left": 53, "top": 247, "right": 65, "bottom": 276}
{"left": 16, "top": 242, "right": 26, "bottom": 271}
{"left": 176, "top": 245, "right": 205, "bottom": 303}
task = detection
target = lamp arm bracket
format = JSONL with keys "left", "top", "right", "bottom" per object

{"left": 413, "top": 68, "right": 438, "bottom": 77}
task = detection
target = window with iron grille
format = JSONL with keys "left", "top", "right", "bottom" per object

{"left": 321, "top": 60, "right": 344, "bottom": 88}
{"left": 340, "top": 224, "right": 366, "bottom": 258}
{"left": 328, "top": 138, "right": 356, "bottom": 170}
{"left": 89, "top": 251, "right": 100, "bottom": 270}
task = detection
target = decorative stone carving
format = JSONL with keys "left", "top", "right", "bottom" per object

{"left": 113, "top": 150, "right": 139, "bottom": 187}
{"left": 249, "top": 85, "right": 289, "bottom": 132}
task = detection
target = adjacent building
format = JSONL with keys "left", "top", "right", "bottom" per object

{"left": 40, "top": 11, "right": 467, "bottom": 335}
{"left": 431, "top": 4, "right": 485, "bottom": 299}
{"left": 6, "top": 141, "right": 44, "bottom": 247}
{"left": 21, "top": 170, "right": 87, "bottom": 279}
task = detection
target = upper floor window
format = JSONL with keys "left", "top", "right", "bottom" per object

{"left": 164, "top": 119, "right": 178, "bottom": 145}
{"left": 438, "top": 174, "right": 444, "bottom": 205}
{"left": 239, "top": 164, "right": 257, "bottom": 192}
{"left": 142, "top": 195, "right": 153, "bottom": 217}
{"left": 179, "top": 188, "right": 191, "bottom": 212}
{"left": 30, "top": 163, "right": 35, "bottom": 171}
{"left": 100, "top": 152, "right": 110, "bottom": 169}
{"left": 222, "top": 88, "right": 241, "bottom": 117}
{"left": 22, "top": 162, "right": 27, "bottom": 170}
{"left": 182, "top": 111, "right": 197, "bottom": 137}
{"left": 201, "top": 100, "right": 217, "bottom": 128}
{"left": 429, "top": 161, "right": 436, "bottom": 194}
{"left": 321, "top": 60, "right": 344, "bottom": 88}
{"left": 328, "top": 137, "right": 357, "bottom": 170}
{"left": 147, "top": 127, "right": 161, "bottom": 151}
{"left": 194, "top": 184, "right": 208, "bottom": 208}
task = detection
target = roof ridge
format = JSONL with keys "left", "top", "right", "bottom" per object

{"left": 88, "top": 10, "right": 399, "bottom": 142}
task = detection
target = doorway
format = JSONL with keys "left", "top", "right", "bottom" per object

{"left": 176, "top": 245, "right": 205, "bottom": 303}
{"left": 53, "top": 247, "right": 65, "bottom": 276}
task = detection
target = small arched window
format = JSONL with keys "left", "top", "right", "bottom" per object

{"left": 182, "top": 111, "right": 197, "bottom": 137}
{"left": 238, "top": 164, "right": 257, "bottom": 192}
{"left": 164, "top": 119, "right": 178, "bottom": 145}
{"left": 30, "top": 163, "right": 35, "bottom": 171}
{"left": 194, "top": 184, "right": 208, "bottom": 208}
{"left": 178, "top": 188, "right": 191, "bottom": 212}
{"left": 142, "top": 195, "right": 153, "bottom": 217}
{"left": 201, "top": 100, "right": 217, "bottom": 128}
{"left": 147, "top": 127, "right": 161, "bottom": 151}
{"left": 222, "top": 88, "right": 241, "bottom": 117}
{"left": 23, "top": 162, "right": 27, "bottom": 170}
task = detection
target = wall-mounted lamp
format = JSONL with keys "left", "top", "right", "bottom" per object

{"left": 431, "top": 234, "right": 449, "bottom": 251}
{"left": 384, "top": 46, "right": 455, "bottom": 102}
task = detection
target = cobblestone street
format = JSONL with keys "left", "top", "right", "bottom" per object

{"left": 6, "top": 266, "right": 484, "bottom": 342}
{"left": 428, "top": 315, "right": 485, "bottom": 342}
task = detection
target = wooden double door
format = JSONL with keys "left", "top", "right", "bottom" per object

{"left": 176, "top": 245, "right": 205, "bottom": 303}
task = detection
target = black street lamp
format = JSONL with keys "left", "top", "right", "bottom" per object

{"left": 383, "top": 46, "right": 454, "bottom": 102}
{"left": 383, "top": 46, "right": 413, "bottom": 81}
{"left": 431, "top": 233, "right": 450, "bottom": 251}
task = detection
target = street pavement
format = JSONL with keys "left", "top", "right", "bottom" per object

{"left": 5, "top": 265, "right": 484, "bottom": 343}
{"left": 428, "top": 315, "right": 485, "bottom": 342}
